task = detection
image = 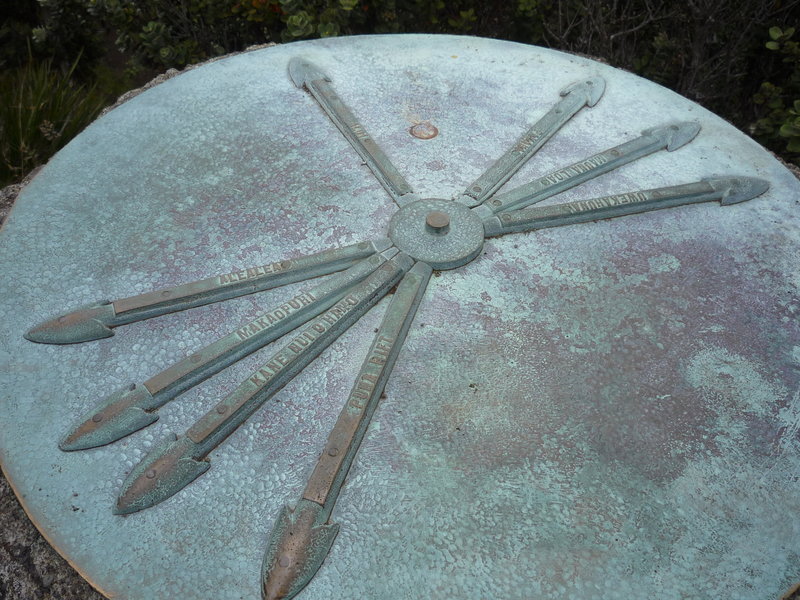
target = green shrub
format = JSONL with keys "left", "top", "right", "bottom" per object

{"left": 0, "top": 0, "right": 40, "bottom": 70}
{"left": 90, "top": 0, "right": 263, "bottom": 69}
{"left": 752, "top": 27, "right": 800, "bottom": 163}
{"left": 0, "top": 57, "right": 107, "bottom": 187}
{"left": 32, "top": 0, "right": 104, "bottom": 75}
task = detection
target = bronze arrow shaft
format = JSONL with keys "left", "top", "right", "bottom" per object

{"left": 483, "top": 177, "right": 769, "bottom": 237}
{"left": 300, "top": 67, "right": 415, "bottom": 204}
{"left": 58, "top": 252, "right": 395, "bottom": 451}
{"left": 114, "top": 253, "right": 414, "bottom": 514}
{"left": 302, "top": 261, "right": 432, "bottom": 514}
{"left": 112, "top": 239, "right": 387, "bottom": 321}
{"left": 261, "top": 262, "right": 432, "bottom": 600}
{"left": 459, "top": 76, "right": 605, "bottom": 207}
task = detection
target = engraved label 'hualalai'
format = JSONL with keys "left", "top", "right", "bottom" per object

{"left": 347, "top": 334, "right": 394, "bottom": 411}
{"left": 22, "top": 52, "right": 772, "bottom": 600}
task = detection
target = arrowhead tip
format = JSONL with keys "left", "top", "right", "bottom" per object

{"left": 705, "top": 176, "right": 770, "bottom": 205}
{"left": 643, "top": 121, "right": 701, "bottom": 151}
{"left": 561, "top": 76, "right": 605, "bottom": 107}
{"left": 288, "top": 57, "right": 329, "bottom": 89}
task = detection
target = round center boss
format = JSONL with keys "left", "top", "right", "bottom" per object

{"left": 387, "top": 198, "right": 485, "bottom": 270}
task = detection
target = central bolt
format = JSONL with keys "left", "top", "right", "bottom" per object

{"left": 425, "top": 210, "right": 450, "bottom": 234}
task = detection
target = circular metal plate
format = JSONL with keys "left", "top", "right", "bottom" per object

{"left": 1, "top": 35, "right": 799, "bottom": 599}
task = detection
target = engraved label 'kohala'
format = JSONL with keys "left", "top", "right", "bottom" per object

{"left": 540, "top": 154, "right": 611, "bottom": 186}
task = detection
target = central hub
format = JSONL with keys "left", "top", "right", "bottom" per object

{"left": 388, "top": 199, "right": 484, "bottom": 270}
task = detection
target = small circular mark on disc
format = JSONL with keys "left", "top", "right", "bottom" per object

{"left": 425, "top": 211, "right": 450, "bottom": 233}
{"left": 410, "top": 122, "right": 438, "bottom": 140}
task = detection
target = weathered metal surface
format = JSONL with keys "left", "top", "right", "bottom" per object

{"left": 47, "top": 51, "right": 767, "bottom": 598}
{"left": 263, "top": 262, "right": 432, "bottom": 599}
{"left": 483, "top": 176, "right": 769, "bottom": 236}
{"left": 0, "top": 35, "right": 799, "bottom": 600}
{"left": 459, "top": 76, "right": 605, "bottom": 206}
{"left": 484, "top": 121, "right": 700, "bottom": 214}
{"left": 26, "top": 240, "right": 388, "bottom": 344}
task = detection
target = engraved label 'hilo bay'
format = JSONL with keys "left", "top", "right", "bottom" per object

{"left": 347, "top": 334, "right": 393, "bottom": 411}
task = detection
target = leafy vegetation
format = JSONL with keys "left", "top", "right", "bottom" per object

{"left": 0, "top": 56, "right": 107, "bottom": 186}
{"left": 751, "top": 26, "right": 800, "bottom": 162}
{"left": 2, "top": 0, "right": 799, "bottom": 188}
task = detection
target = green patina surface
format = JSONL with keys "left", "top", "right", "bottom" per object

{"left": 0, "top": 35, "right": 798, "bottom": 599}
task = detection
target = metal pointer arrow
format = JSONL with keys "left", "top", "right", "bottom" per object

{"left": 289, "top": 57, "right": 416, "bottom": 207}
{"left": 482, "top": 176, "right": 770, "bottom": 237}
{"left": 60, "top": 249, "right": 395, "bottom": 450}
{"left": 261, "top": 262, "right": 431, "bottom": 600}
{"left": 25, "top": 240, "right": 387, "bottom": 344}
{"left": 475, "top": 121, "right": 701, "bottom": 215}
{"left": 115, "top": 252, "right": 413, "bottom": 514}
{"left": 458, "top": 75, "right": 606, "bottom": 207}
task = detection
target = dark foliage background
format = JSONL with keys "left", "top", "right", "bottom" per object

{"left": 1, "top": 0, "right": 799, "bottom": 187}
